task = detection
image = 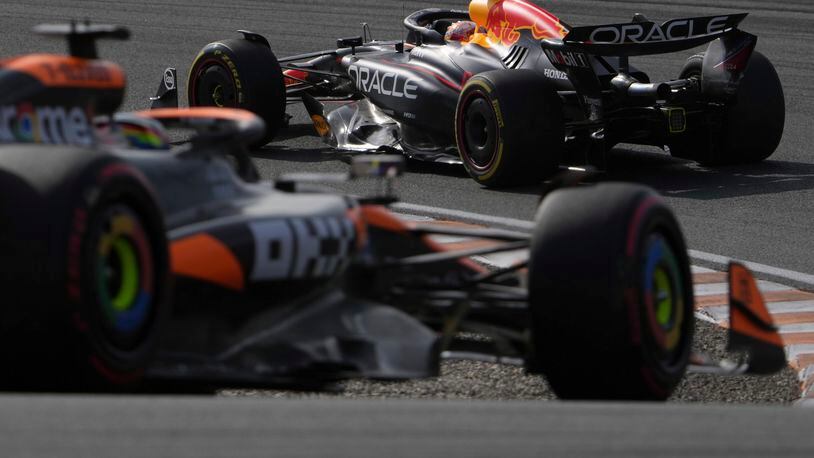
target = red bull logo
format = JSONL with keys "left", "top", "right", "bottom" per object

{"left": 470, "top": 0, "right": 567, "bottom": 46}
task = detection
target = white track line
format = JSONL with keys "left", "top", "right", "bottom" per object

{"left": 695, "top": 281, "right": 792, "bottom": 296}
{"left": 781, "top": 323, "right": 814, "bottom": 334}
{"left": 692, "top": 266, "right": 717, "bottom": 274}
{"left": 393, "top": 202, "right": 814, "bottom": 290}
{"left": 688, "top": 250, "right": 814, "bottom": 290}
{"left": 768, "top": 301, "right": 814, "bottom": 314}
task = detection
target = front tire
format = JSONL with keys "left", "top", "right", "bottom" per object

{"left": 188, "top": 37, "right": 286, "bottom": 146}
{"left": 526, "top": 183, "right": 694, "bottom": 400}
{"left": 455, "top": 69, "right": 564, "bottom": 188}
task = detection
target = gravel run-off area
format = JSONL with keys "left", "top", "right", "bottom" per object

{"left": 221, "top": 320, "right": 801, "bottom": 404}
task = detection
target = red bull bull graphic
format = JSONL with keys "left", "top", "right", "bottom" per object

{"left": 469, "top": 0, "right": 567, "bottom": 47}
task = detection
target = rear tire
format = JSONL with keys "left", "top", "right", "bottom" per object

{"left": 188, "top": 38, "right": 286, "bottom": 146}
{"left": 68, "top": 171, "right": 170, "bottom": 388}
{"left": 668, "top": 51, "right": 785, "bottom": 164}
{"left": 455, "top": 69, "right": 564, "bottom": 188}
{"left": 526, "top": 183, "right": 694, "bottom": 400}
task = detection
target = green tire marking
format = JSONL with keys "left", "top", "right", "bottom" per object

{"left": 111, "top": 237, "right": 140, "bottom": 312}
{"left": 654, "top": 267, "right": 673, "bottom": 326}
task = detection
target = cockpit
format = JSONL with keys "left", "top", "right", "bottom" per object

{"left": 405, "top": 0, "right": 566, "bottom": 48}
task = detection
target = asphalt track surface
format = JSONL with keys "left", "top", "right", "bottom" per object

{"left": 1, "top": 0, "right": 813, "bottom": 455}
{"left": 2, "top": 394, "right": 814, "bottom": 458}
{"left": 2, "top": 0, "right": 812, "bottom": 276}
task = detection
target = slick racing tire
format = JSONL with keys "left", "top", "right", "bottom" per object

{"left": 455, "top": 69, "right": 564, "bottom": 188}
{"left": 526, "top": 183, "right": 694, "bottom": 400}
{"left": 668, "top": 52, "right": 785, "bottom": 165}
{"left": 0, "top": 147, "right": 170, "bottom": 391}
{"left": 188, "top": 37, "right": 286, "bottom": 146}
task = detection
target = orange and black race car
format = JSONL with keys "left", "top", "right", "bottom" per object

{"left": 170, "top": 0, "right": 785, "bottom": 188}
{"left": 0, "top": 23, "right": 786, "bottom": 399}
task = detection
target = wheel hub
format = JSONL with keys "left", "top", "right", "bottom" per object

{"left": 193, "top": 62, "right": 237, "bottom": 108}
{"left": 463, "top": 96, "right": 498, "bottom": 169}
{"left": 212, "top": 84, "right": 224, "bottom": 107}
{"left": 93, "top": 205, "right": 155, "bottom": 350}
{"left": 642, "top": 233, "right": 687, "bottom": 367}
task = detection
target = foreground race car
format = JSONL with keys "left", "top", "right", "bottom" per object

{"left": 0, "top": 24, "right": 786, "bottom": 399}
{"left": 175, "top": 0, "right": 786, "bottom": 187}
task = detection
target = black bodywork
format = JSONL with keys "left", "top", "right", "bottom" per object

{"left": 202, "top": 7, "right": 765, "bottom": 169}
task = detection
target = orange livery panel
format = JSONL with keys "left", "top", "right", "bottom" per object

{"left": 0, "top": 54, "right": 125, "bottom": 89}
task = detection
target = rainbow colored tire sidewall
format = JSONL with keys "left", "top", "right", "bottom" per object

{"left": 641, "top": 232, "right": 686, "bottom": 368}
{"left": 93, "top": 205, "right": 154, "bottom": 341}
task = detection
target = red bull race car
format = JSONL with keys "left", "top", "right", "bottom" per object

{"left": 0, "top": 23, "right": 786, "bottom": 399}
{"left": 172, "top": 0, "right": 786, "bottom": 188}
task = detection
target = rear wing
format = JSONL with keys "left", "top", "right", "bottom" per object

{"left": 539, "top": 14, "right": 757, "bottom": 106}
{"left": 34, "top": 22, "right": 130, "bottom": 59}
{"left": 548, "top": 14, "right": 748, "bottom": 57}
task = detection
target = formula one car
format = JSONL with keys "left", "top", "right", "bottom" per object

{"left": 0, "top": 23, "right": 786, "bottom": 399}
{"left": 175, "top": 0, "right": 785, "bottom": 187}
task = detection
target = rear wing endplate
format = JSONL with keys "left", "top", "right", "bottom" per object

{"left": 689, "top": 262, "right": 787, "bottom": 376}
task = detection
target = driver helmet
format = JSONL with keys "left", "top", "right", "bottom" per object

{"left": 445, "top": 21, "right": 478, "bottom": 42}
{"left": 103, "top": 113, "right": 172, "bottom": 150}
